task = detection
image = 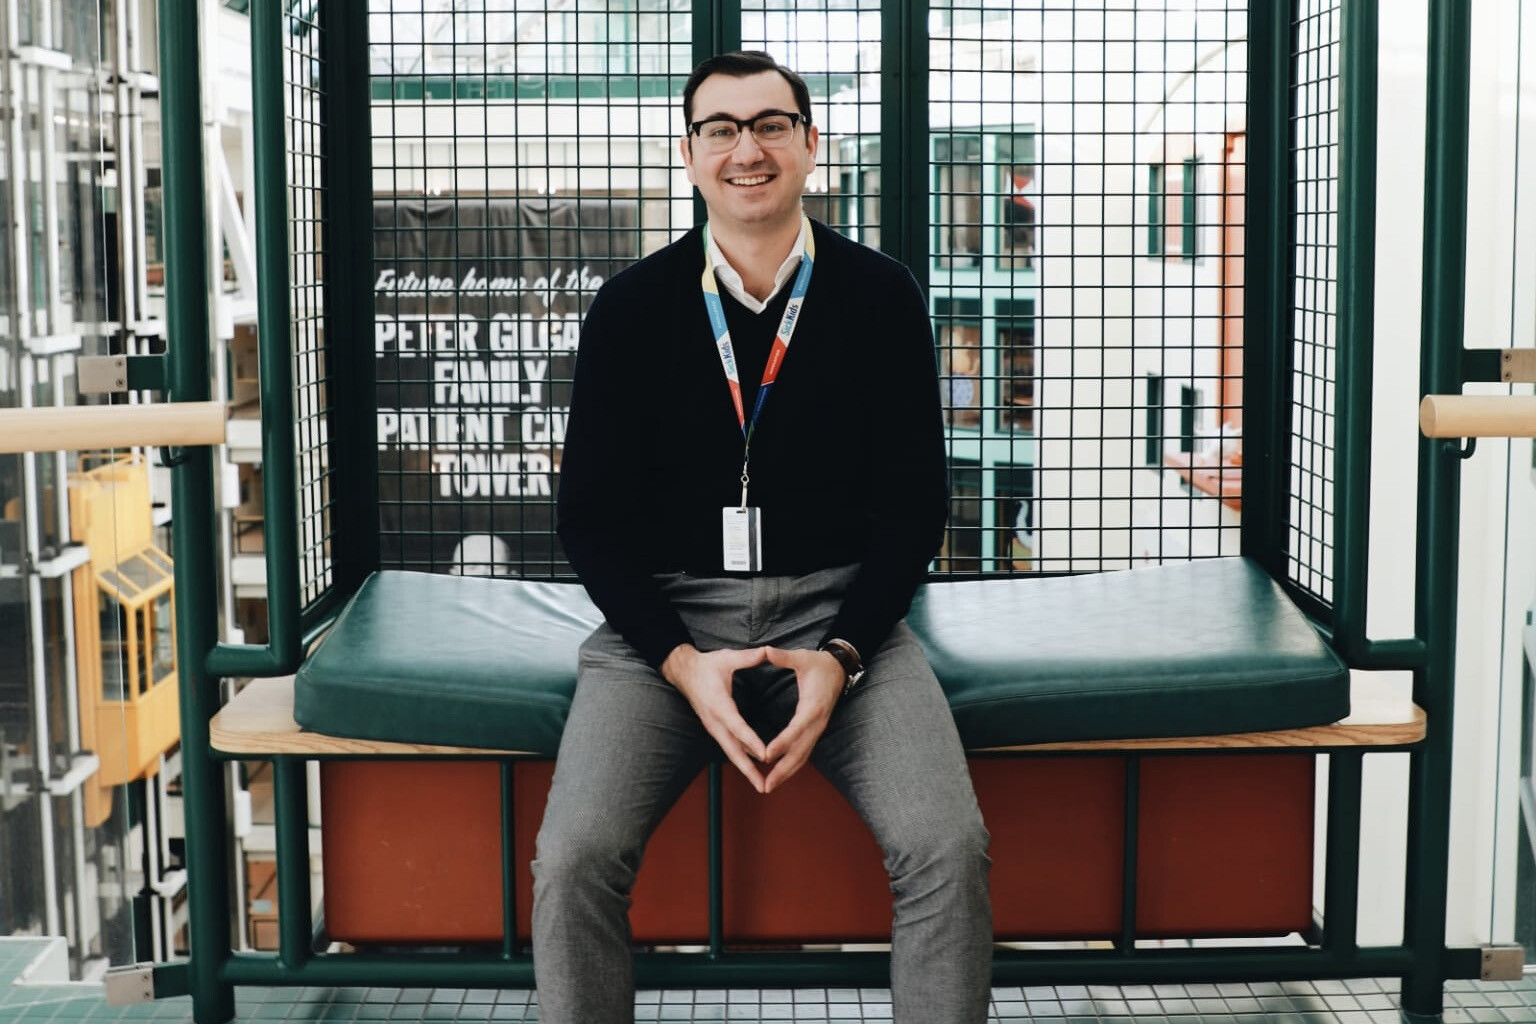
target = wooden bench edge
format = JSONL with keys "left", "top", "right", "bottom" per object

{"left": 210, "top": 675, "right": 1425, "bottom": 758}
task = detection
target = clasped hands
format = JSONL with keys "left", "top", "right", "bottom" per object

{"left": 660, "top": 643, "right": 845, "bottom": 794}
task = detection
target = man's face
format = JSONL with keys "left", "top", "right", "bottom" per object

{"left": 680, "top": 70, "right": 818, "bottom": 234}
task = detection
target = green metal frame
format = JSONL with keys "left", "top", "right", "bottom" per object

{"left": 155, "top": 1, "right": 1489, "bottom": 1021}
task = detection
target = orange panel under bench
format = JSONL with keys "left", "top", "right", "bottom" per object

{"left": 320, "top": 753, "right": 1314, "bottom": 946}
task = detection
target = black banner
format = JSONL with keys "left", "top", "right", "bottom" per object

{"left": 373, "top": 196, "right": 639, "bottom": 575}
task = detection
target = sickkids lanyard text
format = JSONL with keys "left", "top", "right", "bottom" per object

{"left": 701, "top": 218, "right": 816, "bottom": 507}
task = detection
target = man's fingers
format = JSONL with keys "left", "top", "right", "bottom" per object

{"left": 699, "top": 699, "right": 767, "bottom": 763}
{"left": 721, "top": 742, "right": 767, "bottom": 793}
{"left": 708, "top": 694, "right": 766, "bottom": 759}
{"left": 764, "top": 745, "right": 811, "bottom": 793}
{"left": 763, "top": 645, "right": 800, "bottom": 669}
{"left": 700, "top": 712, "right": 767, "bottom": 792}
{"left": 728, "top": 645, "right": 770, "bottom": 670}
{"left": 763, "top": 715, "right": 806, "bottom": 764}
{"left": 724, "top": 712, "right": 768, "bottom": 762}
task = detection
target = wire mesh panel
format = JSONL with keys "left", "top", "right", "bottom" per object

{"left": 353, "top": 1, "right": 1333, "bottom": 584}
{"left": 930, "top": 0, "right": 1248, "bottom": 575}
{"left": 1287, "top": 0, "right": 1337, "bottom": 605}
{"left": 740, "top": 0, "right": 883, "bottom": 249}
{"left": 287, "top": 5, "right": 335, "bottom": 607}
{"left": 369, "top": 0, "right": 691, "bottom": 577}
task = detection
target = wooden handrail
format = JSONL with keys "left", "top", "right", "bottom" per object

{"left": 0, "top": 401, "right": 228, "bottom": 455}
{"left": 1418, "top": 394, "right": 1536, "bottom": 438}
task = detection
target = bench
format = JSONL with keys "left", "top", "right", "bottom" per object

{"left": 210, "top": 557, "right": 1424, "bottom": 950}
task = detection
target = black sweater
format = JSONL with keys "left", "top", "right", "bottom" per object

{"left": 556, "top": 220, "right": 948, "bottom": 668}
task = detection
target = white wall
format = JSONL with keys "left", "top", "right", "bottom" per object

{"left": 1032, "top": 8, "right": 1244, "bottom": 569}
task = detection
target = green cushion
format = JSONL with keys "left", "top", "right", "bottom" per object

{"left": 908, "top": 558, "right": 1349, "bottom": 747}
{"left": 292, "top": 557, "right": 1348, "bottom": 753}
{"left": 294, "top": 571, "right": 602, "bottom": 755}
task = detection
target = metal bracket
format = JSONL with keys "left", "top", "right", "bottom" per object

{"left": 1504, "top": 349, "right": 1536, "bottom": 384}
{"left": 77, "top": 355, "right": 128, "bottom": 395}
{"left": 77, "top": 354, "right": 169, "bottom": 394}
{"left": 102, "top": 963, "right": 156, "bottom": 1005}
{"left": 1480, "top": 943, "right": 1525, "bottom": 981}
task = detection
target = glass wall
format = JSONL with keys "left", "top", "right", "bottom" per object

{"left": 1, "top": 0, "right": 156, "bottom": 980}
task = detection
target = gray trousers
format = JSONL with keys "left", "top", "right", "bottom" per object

{"left": 530, "top": 567, "right": 993, "bottom": 1024}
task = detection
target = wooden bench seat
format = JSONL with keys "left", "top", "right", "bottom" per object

{"left": 212, "top": 673, "right": 1425, "bottom": 758}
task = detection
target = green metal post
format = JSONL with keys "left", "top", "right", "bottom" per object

{"left": 320, "top": 0, "right": 382, "bottom": 595}
{"left": 882, "top": 0, "right": 929, "bottom": 285}
{"left": 158, "top": 0, "right": 234, "bottom": 1018}
{"left": 1239, "top": 0, "right": 1294, "bottom": 577}
{"left": 1323, "top": 0, "right": 1431, "bottom": 672}
{"left": 273, "top": 758, "right": 315, "bottom": 967}
{"left": 213, "top": 941, "right": 1456, "bottom": 989}
{"left": 1403, "top": 0, "right": 1472, "bottom": 1016}
{"left": 708, "top": 762, "right": 724, "bottom": 957}
{"left": 1331, "top": 0, "right": 1379, "bottom": 660}
{"left": 501, "top": 762, "right": 518, "bottom": 956}
{"left": 1117, "top": 757, "right": 1141, "bottom": 952}
{"left": 206, "top": 0, "right": 302, "bottom": 678}
{"left": 697, "top": 0, "right": 740, "bottom": 57}
{"left": 1323, "top": 751, "right": 1364, "bottom": 956}
{"left": 691, "top": 1, "right": 741, "bottom": 229}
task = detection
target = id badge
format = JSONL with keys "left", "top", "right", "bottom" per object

{"left": 722, "top": 506, "right": 764, "bottom": 572}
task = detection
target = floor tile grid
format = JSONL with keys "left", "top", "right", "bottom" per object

{"left": 7, "top": 940, "right": 1536, "bottom": 1023}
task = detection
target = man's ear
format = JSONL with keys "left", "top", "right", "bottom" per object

{"left": 679, "top": 134, "right": 698, "bottom": 186}
{"left": 805, "top": 124, "right": 820, "bottom": 173}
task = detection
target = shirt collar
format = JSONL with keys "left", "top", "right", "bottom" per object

{"left": 704, "top": 218, "right": 809, "bottom": 314}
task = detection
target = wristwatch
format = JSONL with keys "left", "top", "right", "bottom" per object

{"left": 819, "top": 638, "right": 865, "bottom": 697}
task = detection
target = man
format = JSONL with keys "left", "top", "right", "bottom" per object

{"left": 535, "top": 51, "right": 992, "bottom": 1024}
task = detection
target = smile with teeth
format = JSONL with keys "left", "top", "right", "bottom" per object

{"left": 728, "top": 174, "right": 773, "bottom": 186}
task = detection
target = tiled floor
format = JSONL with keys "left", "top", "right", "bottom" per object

{"left": 5, "top": 939, "right": 1536, "bottom": 1023}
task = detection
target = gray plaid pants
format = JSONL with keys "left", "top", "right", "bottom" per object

{"left": 530, "top": 566, "right": 993, "bottom": 1023}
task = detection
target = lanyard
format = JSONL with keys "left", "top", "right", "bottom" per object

{"left": 700, "top": 218, "right": 816, "bottom": 452}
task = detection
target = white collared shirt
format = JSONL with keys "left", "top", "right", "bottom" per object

{"left": 704, "top": 218, "right": 809, "bottom": 314}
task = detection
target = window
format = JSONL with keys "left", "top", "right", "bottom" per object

{"left": 996, "top": 133, "right": 1036, "bottom": 270}
{"left": 1145, "top": 373, "right": 1165, "bottom": 465}
{"left": 836, "top": 138, "right": 881, "bottom": 250}
{"left": 937, "top": 460, "right": 982, "bottom": 572}
{"left": 1180, "top": 384, "right": 1198, "bottom": 453}
{"left": 996, "top": 298, "right": 1035, "bottom": 433}
{"left": 994, "top": 466, "right": 1035, "bottom": 571}
{"left": 934, "top": 298, "right": 982, "bottom": 429}
{"left": 1147, "top": 157, "right": 1200, "bottom": 260}
{"left": 934, "top": 135, "right": 982, "bottom": 269}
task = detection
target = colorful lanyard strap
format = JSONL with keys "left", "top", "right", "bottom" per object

{"left": 700, "top": 217, "right": 816, "bottom": 448}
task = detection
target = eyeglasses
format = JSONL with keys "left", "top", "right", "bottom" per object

{"left": 687, "top": 111, "right": 806, "bottom": 153}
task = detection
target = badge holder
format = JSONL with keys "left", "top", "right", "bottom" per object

{"left": 723, "top": 464, "right": 763, "bottom": 572}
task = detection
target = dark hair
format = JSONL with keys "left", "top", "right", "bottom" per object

{"left": 682, "top": 51, "right": 812, "bottom": 128}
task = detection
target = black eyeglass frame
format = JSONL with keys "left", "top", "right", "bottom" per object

{"left": 686, "top": 110, "right": 809, "bottom": 141}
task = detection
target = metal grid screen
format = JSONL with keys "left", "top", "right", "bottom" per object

{"left": 288, "top": 7, "right": 335, "bottom": 605}
{"left": 360, "top": 1, "right": 1273, "bottom": 581}
{"left": 369, "top": 0, "right": 691, "bottom": 577}
{"left": 741, "top": 0, "right": 883, "bottom": 251}
{"left": 1287, "top": 0, "right": 1338, "bottom": 604}
{"left": 929, "top": 1, "right": 1248, "bottom": 574}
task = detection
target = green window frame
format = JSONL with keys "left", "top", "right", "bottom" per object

{"left": 994, "top": 297, "right": 1035, "bottom": 434}
{"left": 995, "top": 132, "right": 1036, "bottom": 271}
{"left": 1182, "top": 156, "right": 1200, "bottom": 258}
{"left": 1145, "top": 373, "right": 1165, "bottom": 466}
{"left": 933, "top": 297, "right": 984, "bottom": 431}
{"left": 1147, "top": 158, "right": 1199, "bottom": 261}
{"left": 933, "top": 135, "right": 983, "bottom": 270}
{"left": 1147, "top": 165, "right": 1164, "bottom": 257}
